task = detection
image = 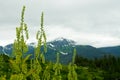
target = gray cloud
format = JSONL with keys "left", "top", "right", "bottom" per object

{"left": 0, "top": 0, "right": 120, "bottom": 47}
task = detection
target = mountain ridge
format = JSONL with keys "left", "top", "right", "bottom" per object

{"left": 0, "top": 38, "right": 120, "bottom": 64}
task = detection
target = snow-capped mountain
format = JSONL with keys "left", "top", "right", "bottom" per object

{"left": 1, "top": 37, "right": 120, "bottom": 64}
{"left": 50, "top": 37, "right": 76, "bottom": 47}
{"left": 47, "top": 38, "right": 76, "bottom": 52}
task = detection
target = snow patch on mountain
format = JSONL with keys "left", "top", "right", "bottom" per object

{"left": 2, "top": 47, "right": 9, "bottom": 56}
{"left": 60, "top": 51, "right": 68, "bottom": 55}
{"left": 4, "top": 47, "right": 11, "bottom": 50}
{"left": 49, "top": 43, "right": 55, "bottom": 47}
{"left": 28, "top": 42, "right": 37, "bottom": 47}
{"left": 53, "top": 37, "right": 76, "bottom": 45}
{"left": 55, "top": 37, "right": 65, "bottom": 41}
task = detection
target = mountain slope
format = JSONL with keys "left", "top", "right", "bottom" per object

{"left": 0, "top": 46, "right": 3, "bottom": 54}
{"left": 74, "top": 45, "right": 105, "bottom": 58}
{"left": 99, "top": 46, "right": 120, "bottom": 57}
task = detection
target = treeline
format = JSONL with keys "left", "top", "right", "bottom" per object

{"left": 75, "top": 54, "right": 120, "bottom": 80}
{"left": 1, "top": 52, "right": 120, "bottom": 80}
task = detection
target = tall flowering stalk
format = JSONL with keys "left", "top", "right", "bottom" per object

{"left": 10, "top": 6, "right": 31, "bottom": 80}
{"left": 68, "top": 49, "right": 78, "bottom": 80}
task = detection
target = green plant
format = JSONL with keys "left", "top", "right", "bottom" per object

{"left": 52, "top": 53, "right": 62, "bottom": 80}
{"left": 9, "top": 6, "right": 31, "bottom": 80}
{"left": 68, "top": 49, "right": 77, "bottom": 80}
{"left": 31, "top": 12, "right": 47, "bottom": 80}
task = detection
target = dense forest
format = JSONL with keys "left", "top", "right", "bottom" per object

{"left": 1, "top": 51, "right": 120, "bottom": 79}
{"left": 75, "top": 55, "right": 120, "bottom": 79}
{"left": 0, "top": 6, "right": 120, "bottom": 80}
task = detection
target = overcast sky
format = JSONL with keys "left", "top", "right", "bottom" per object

{"left": 0, "top": 0, "right": 120, "bottom": 47}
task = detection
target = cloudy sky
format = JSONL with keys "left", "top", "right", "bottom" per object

{"left": 0, "top": 0, "right": 120, "bottom": 47}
